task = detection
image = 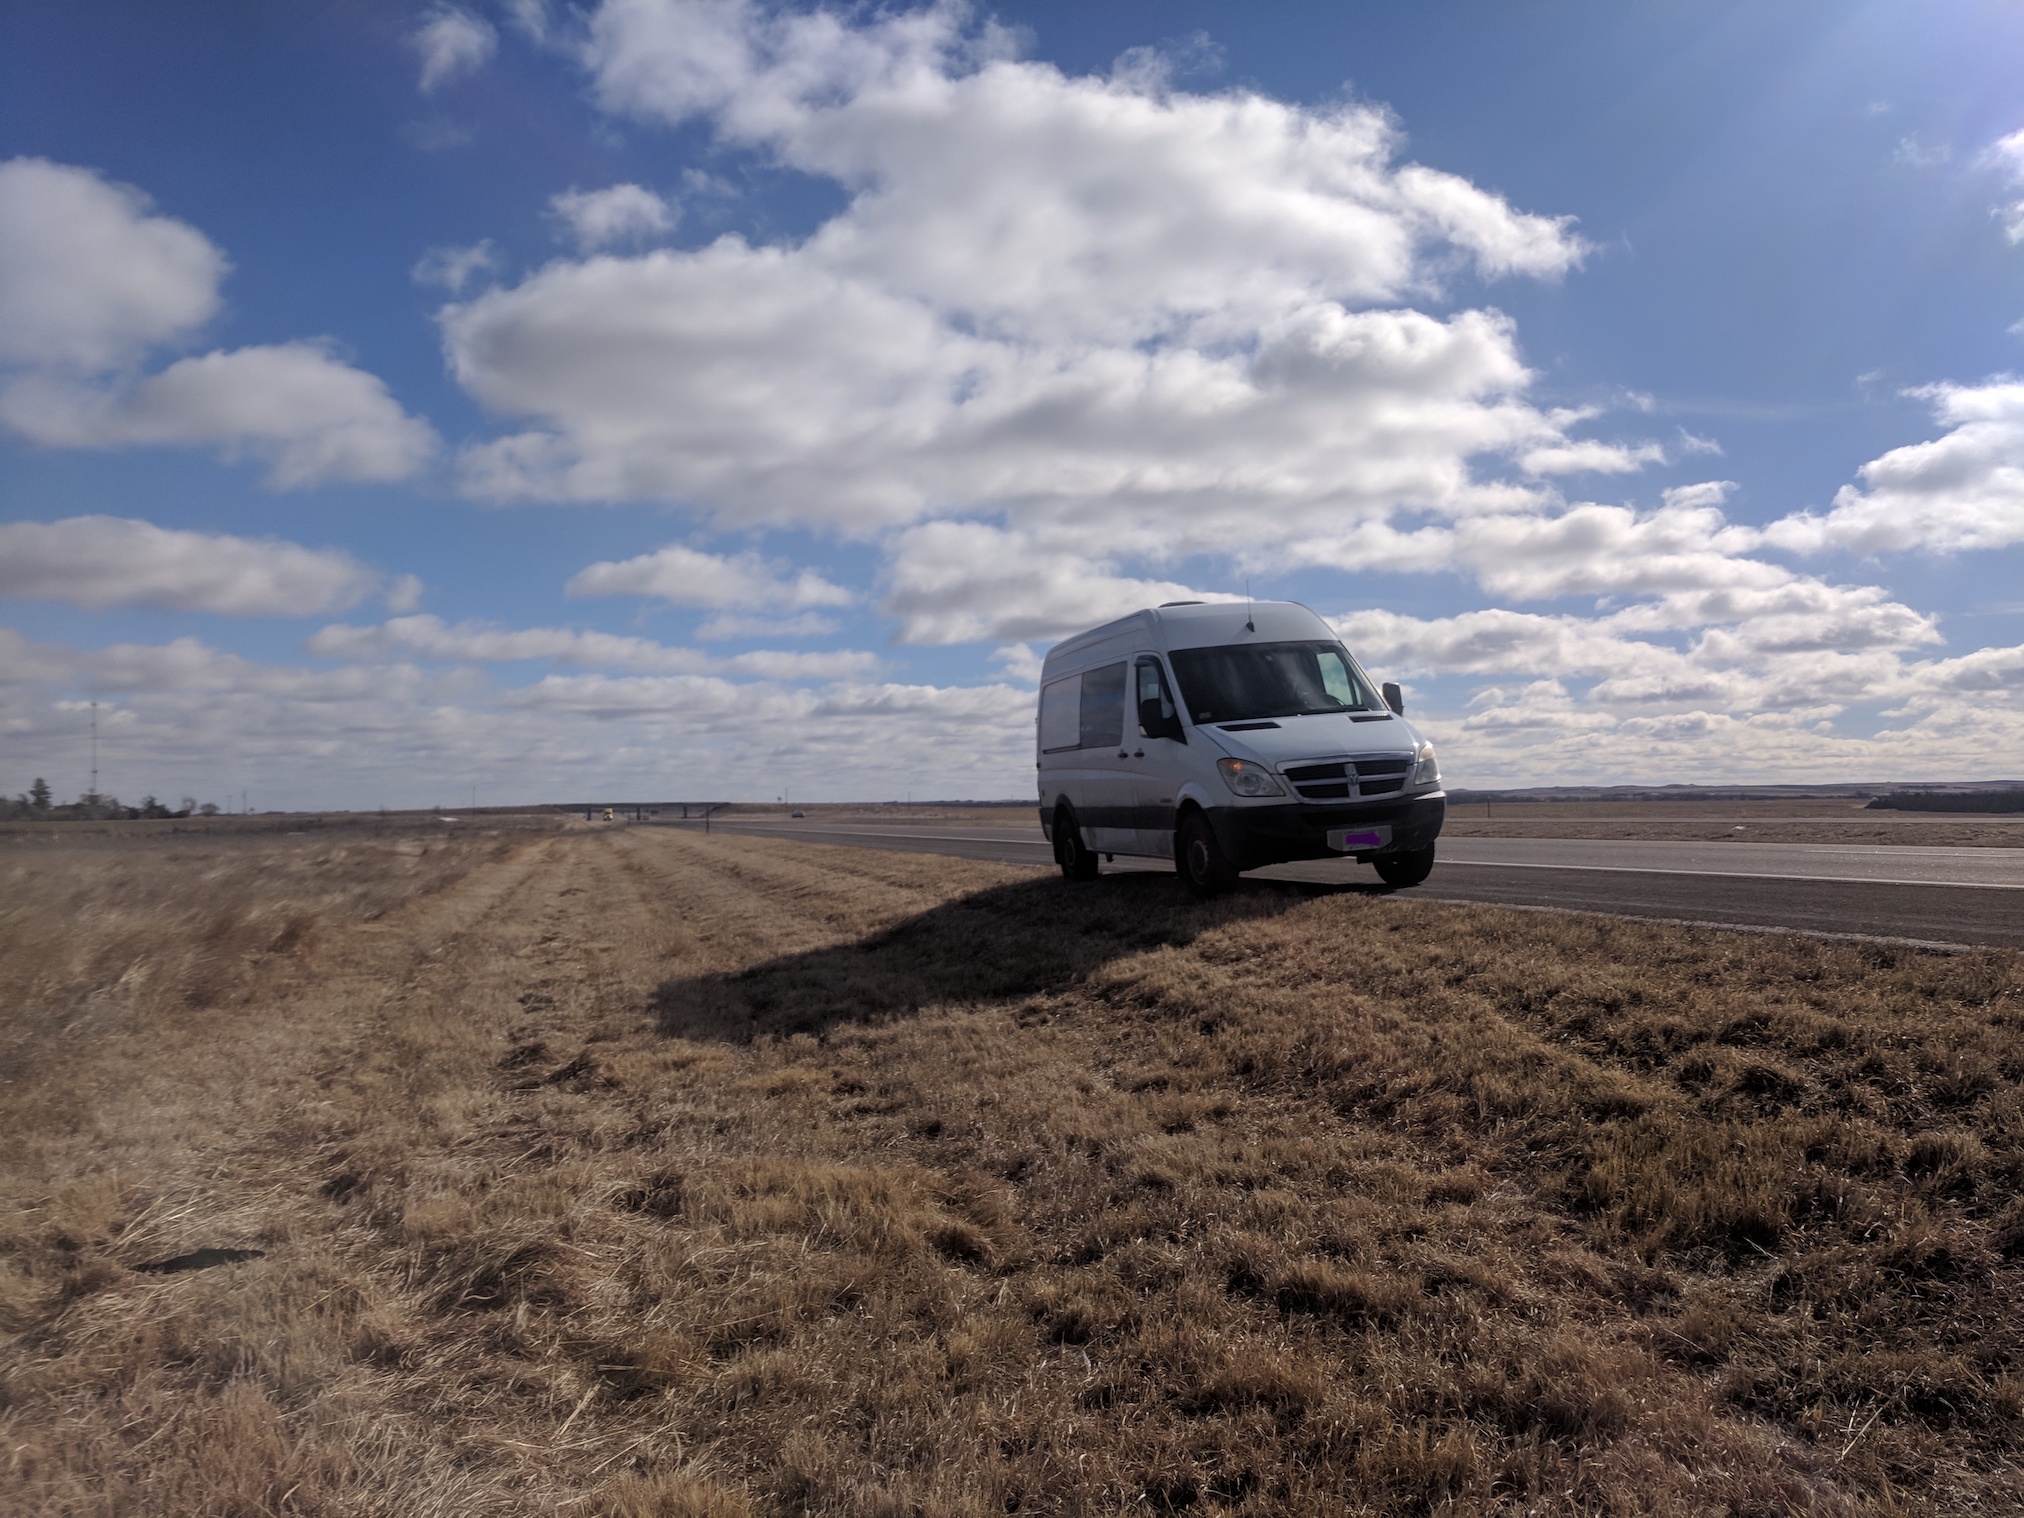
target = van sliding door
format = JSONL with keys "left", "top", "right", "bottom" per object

{"left": 1038, "top": 660, "right": 1142, "bottom": 857}
{"left": 1132, "top": 655, "right": 1183, "bottom": 857}
{"left": 1074, "top": 661, "right": 1136, "bottom": 854}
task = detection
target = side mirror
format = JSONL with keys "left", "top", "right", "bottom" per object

{"left": 1139, "top": 697, "right": 1184, "bottom": 742}
{"left": 1382, "top": 681, "right": 1404, "bottom": 716}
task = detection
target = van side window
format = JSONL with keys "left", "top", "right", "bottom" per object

{"left": 1039, "top": 676, "right": 1081, "bottom": 752}
{"left": 1078, "top": 662, "right": 1127, "bottom": 749}
{"left": 1136, "top": 656, "right": 1183, "bottom": 741}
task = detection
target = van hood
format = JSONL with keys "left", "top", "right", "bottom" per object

{"left": 1197, "top": 711, "right": 1419, "bottom": 767}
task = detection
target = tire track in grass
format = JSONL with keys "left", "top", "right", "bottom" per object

{"left": 2, "top": 825, "right": 581, "bottom": 1516}
{"left": 288, "top": 827, "right": 926, "bottom": 1503}
{"left": 289, "top": 829, "right": 657, "bottom": 1504}
{"left": 609, "top": 825, "right": 1027, "bottom": 971}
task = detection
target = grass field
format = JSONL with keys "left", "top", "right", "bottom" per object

{"left": 3, "top": 821, "right": 2021, "bottom": 1515}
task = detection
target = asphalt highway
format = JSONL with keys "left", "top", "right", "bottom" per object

{"left": 670, "top": 818, "right": 2024, "bottom": 951}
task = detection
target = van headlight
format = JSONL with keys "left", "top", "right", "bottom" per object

{"left": 1411, "top": 742, "right": 1440, "bottom": 787}
{"left": 1217, "top": 758, "right": 1285, "bottom": 797}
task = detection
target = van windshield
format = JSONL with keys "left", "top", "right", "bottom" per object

{"left": 1168, "top": 641, "right": 1380, "bottom": 724}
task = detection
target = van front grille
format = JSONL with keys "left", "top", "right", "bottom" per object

{"left": 1284, "top": 762, "right": 1346, "bottom": 782}
{"left": 1284, "top": 757, "right": 1411, "bottom": 801}
{"left": 1354, "top": 758, "right": 1410, "bottom": 796}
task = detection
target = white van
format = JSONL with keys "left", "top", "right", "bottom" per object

{"left": 1036, "top": 600, "right": 1444, "bottom": 896}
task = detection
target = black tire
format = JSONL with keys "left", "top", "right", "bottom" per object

{"left": 1176, "top": 810, "right": 1237, "bottom": 898}
{"left": 1054, "top": 805, "right": 1100, "bottom": 880}
{"left": 1373, "top": 844, "right": 1436, "bottom": 888}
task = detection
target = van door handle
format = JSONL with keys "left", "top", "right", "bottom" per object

{"left": 1133, "top": 749, "right": 1145, "bottom": 758}
{"left": 1117, "top": 750, "right": 1129, "bottom": 759}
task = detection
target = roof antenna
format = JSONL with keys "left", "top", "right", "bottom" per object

{"left": 1244, "top": 576, "right": 1254, "bottom": 632}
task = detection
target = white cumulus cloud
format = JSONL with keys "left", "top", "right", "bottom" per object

{"left": 307, "top": 613, "right": 876, "bottom": 678}
{"left": 586, "top": 0, "right": 1584, "bottom": 338}
{"left": 447, "top": 256, "right": 1567, "bottom": 532}
{"left": 548, "top": 184, "right": 676, "bottom": 250}
{"left": 412, "top": 6, "right": 498, "bottom": 92}
{"left": 412, "top": 240, "right": 497, "bottom": 292}
{"left": 989, "top": 642, "right": 1045, "bottom": 684}
{"left": 3, "top": 343, "right": 439, "bottom": 488}
{"left": 0, "top": 158, "right": 436, "bottom": 486}
{"left": 0, "top": 516, "right": 384, "bottom": 615}
{"left": 1762, "top": 378, "right": 2024, "bottom": 555}
{"left": 442, "top": 0, "right": 1617, "bottom": 547}
{"left": 0, "top": 157, "right": 225, "bottom": 372}
{"left": 881, "top": 522, "right": 1226, "bottom": 645}
{"left": 566, "top": 543, "right": 855, "bottom": 610}
{"left": 1518, "top": 438, "right": 1667, "bottom": 477}
{"left": 1982, "top": 127, "right": 2024, "bottom": 243}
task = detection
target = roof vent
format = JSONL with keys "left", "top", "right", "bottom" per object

{"left": 1157, "top": 600, "right": 1204, "bottom": 607}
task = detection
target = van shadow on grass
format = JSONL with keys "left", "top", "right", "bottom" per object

{"left": 650, "top": 871, "right": 1383, "bottom": 1043}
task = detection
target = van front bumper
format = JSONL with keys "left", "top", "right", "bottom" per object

{"left": 1207, "top": 791, "right": 1445, "bottom": 872}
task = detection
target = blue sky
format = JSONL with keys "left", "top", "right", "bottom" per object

{"left": 4, "top": 0, "right": 2023, "bottom": 808}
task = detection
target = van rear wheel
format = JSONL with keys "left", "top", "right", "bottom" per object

{"left": 1054, "top": 805, "right": 1099, "bottom": 880}
{"left": 1177, "top": 811, "right": 1236, "bottom": 898}
{"left": 1373, "top": 844, "right": 1436, "bottom": 888}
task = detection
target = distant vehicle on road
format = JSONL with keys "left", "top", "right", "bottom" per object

{"left": 790, "top": 809, "right": 806, "bottom": 818}
{"left": 1037, "top": 601, "right": 1443, "bottom": 896}
{"left": 602, "top": 807, "right": 614, "bottom": 822}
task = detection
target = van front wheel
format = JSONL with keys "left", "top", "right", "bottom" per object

{"left": 1373, "top": 844, "right": 1436, "bottom": 888}
{"left": 1177, "top": 812, "right": 1236, "bottom": 898}
{"left": 1054, "top": 806, "right": 1100, "bottom": 880}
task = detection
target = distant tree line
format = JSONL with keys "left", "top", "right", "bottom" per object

{"left": 1865, "top": 790, "right": 2024, "bottom": 814}
{"left": 3, "top": 778, "right": 221, "bottom": 821}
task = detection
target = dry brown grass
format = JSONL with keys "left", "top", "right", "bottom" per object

{"left": 3, "top": 822, "right": 2021, "bottom": 1515}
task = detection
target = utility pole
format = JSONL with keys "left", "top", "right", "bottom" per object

{"left": 89, "top": 700, "right": 99, "bottom": 801}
